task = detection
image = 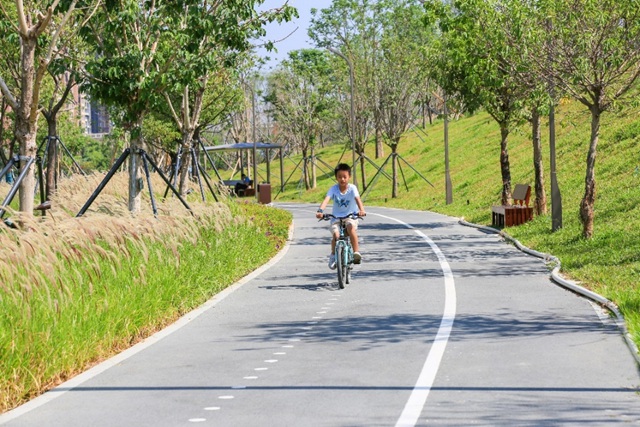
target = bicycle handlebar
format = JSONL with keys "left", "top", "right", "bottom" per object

{"left": 319, "top": 213, "right": 364, "bottom": 221}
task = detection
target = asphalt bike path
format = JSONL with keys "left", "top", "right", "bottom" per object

{"left": 2, "top": 203, "right": 638, "bottom": 426}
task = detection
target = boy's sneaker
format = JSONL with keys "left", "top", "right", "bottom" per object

{"left": 353, "top": 251, "right": 362, "bottom": 264}
{"left": 328, "top": 254, "right": 336, "bottom": 270}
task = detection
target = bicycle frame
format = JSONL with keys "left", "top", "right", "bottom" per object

{"left": 322, "top": 213, "right": 360, "bottom": 289}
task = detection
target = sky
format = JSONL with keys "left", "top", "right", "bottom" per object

{"left": 255, "top": 0, "right": 335, "bottom": 71}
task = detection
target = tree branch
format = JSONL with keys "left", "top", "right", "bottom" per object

{"left": 0, "top": 77, "right": 17, "bottom": 109}
{"left": 15, "top": 0, "right": 29, "bottom": 36}
{"left": 164, "top": 92, "right": 183, "bottom": 129}
{"left": 52, "top": 73, "right": 76, "bottom": 115}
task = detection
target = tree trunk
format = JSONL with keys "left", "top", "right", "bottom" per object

{"left": 178, "top": 139, "right": 192, "bottom": 196}
{"left": 444, "top": 98, "right": 452, "bottom": 205}
{"left": 302, "top": 148, "right": 310, "bottom": 190}
{"left": 580, "top": 106, "right": 600, "bottom": 239}
{"left": 375, "top": 125, "right": 383, "bottom": 159}
{"left": 531, "top": 108, "right": 547, "bottom": 215}
{"left": 0, "top": 99, "right": 8, "bottom": 165}
{"left": 391, "top": 143, "right": 398, "bottom": 198}
{"left": 178, "top": 126, "right": 198, "bottom": 196}
{"left": 499, "top": 122, "right": 512, "bottom": 206}
{"left": 311, "top": 146, "right": 317, "bottom": 189}
{"left": 359, "top": 153, "right": 367, "bottom": 192}
{"left": 44, "top": 115, "right": 58, "bottom": 200}
{"left": 128, "top": 118, "right": 145, "bottom": 213}
{"left": 16, "top": 37, "right": 38, "bottom": 216}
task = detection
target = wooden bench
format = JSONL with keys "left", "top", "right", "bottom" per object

{"left": 221, "top": 179, "right": 254, "bottom": 197}
{"left": 491, "top": 184, "right": 533, "bottom": 227}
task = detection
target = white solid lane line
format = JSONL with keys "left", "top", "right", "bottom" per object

{"left": 369, "top": 213, "right": 457, "bottom": 427}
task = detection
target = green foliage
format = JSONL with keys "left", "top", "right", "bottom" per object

{"left": 424, "top": 0, "right": 530, "bottom": 126}
{"left": 266, "top": 49, "right": 337, "bottom": 151}
{"left": 376, "top": 0, "right": 431, "bottom": 147}
{"left": 142, "top": 114, "right": 181, "bottom": 153}
{"left": 535, "top": 0, "right": 640, "bottom": 111}
{"left": 309, "top": 0, "right": 392, "bottom": 150}
{"left": 32, "top": 112, "right": 111, "bottom": 172}
{"left": 61, "top": 1, "right": 296, "bottom": 202}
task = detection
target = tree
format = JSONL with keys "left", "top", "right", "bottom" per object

{"left": 81, "top": 0, "right": 295, "bottom": 212}
{"left": 0, "top": 0, "right": 88, "bottom": 216}
{"left": 376, "top": 1, "right": 431, "bottom": 198}
{"left": 497, "top": 0, "right": 551, "bottom": 216}
{"left": 265, "top": 49, "right": 336, "bottom": 189}
{"left": 40, "top": 66, "right": 78, "bottom": 200}
{"left": 530, "top": 0, "right": 640, "bottom": 238}
{"left": 425, "top": 0, "right": 531, "bottom": 206}
{"left": 157, "top": 1, "right": 295, "bottom": 196}
{"left": 309, "top": 0, "right": 384, "bottom": 188}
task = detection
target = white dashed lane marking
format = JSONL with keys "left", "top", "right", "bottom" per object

{"left": 188, "top": 284, "right": 346, "bottom": 423}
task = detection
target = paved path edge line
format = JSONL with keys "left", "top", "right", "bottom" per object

{"left": 458, "top": 218, "right": 640, "bottom": 367}
{"left": 0, "top": 221, "right": 296, "bottom": 424}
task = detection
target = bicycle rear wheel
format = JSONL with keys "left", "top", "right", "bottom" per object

{"left": 336, "top": 245, "right": 347, "bottom": 289}
{"left": 345, "top": 245, "right": 352, "bottom": 284}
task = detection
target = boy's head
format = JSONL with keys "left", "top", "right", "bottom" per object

{"left": 334, "top": 163, "right": 351, "bottom": 188}
{"left": 334, "top": 163, "right": 351, "bottom": 178}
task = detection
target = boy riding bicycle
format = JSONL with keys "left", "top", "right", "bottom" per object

{"left": 315, "top": 163, "right": 366, "bottom": 269}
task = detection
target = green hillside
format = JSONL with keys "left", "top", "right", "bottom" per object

{"left": 264, "top": 100, "right": 640, "bottom": 348}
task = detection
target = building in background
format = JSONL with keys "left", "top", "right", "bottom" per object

{"left": 70, "top": 82, "right": 110, "bottom": 137}
{"left": 89, "top": 101, "right": 110, "bottom": 135}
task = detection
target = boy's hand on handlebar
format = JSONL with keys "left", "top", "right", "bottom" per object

{"left": 358, "top": 210, "right": 366, "bottom": 217}
{"left": 315, "top": 212, "right": 324, "bottom": 219}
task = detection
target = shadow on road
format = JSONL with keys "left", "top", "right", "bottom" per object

{"left": 235, "top": 311, "right": 620, "bottom": 349}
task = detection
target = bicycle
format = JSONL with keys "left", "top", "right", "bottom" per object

{"left": 320, "top": 213, "right": 363, "bottom": 289}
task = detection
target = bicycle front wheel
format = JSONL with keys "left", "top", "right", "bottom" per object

{"left": 336, "top": 244, "right": 347, "bottom": 289}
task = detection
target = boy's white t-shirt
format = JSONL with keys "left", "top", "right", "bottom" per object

{"left": 327, "top": 183, "right": 360, "bottom": 218}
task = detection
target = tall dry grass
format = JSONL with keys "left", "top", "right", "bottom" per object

{"left": 0, "top": 172, "right": 233, "bottom": 309}
{"left": 0, "top": 171, "right": 291, "bottom": 412}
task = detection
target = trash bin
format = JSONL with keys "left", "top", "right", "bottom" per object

{"left": 258, "top": 183, "right": 271, "bottom": 204}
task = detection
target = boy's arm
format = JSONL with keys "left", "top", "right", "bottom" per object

{"left": 316, "top": 195, "right": 331, "bottom": 218}
{"left": 355, "top": 196, "right": 366, "bottom": 217}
